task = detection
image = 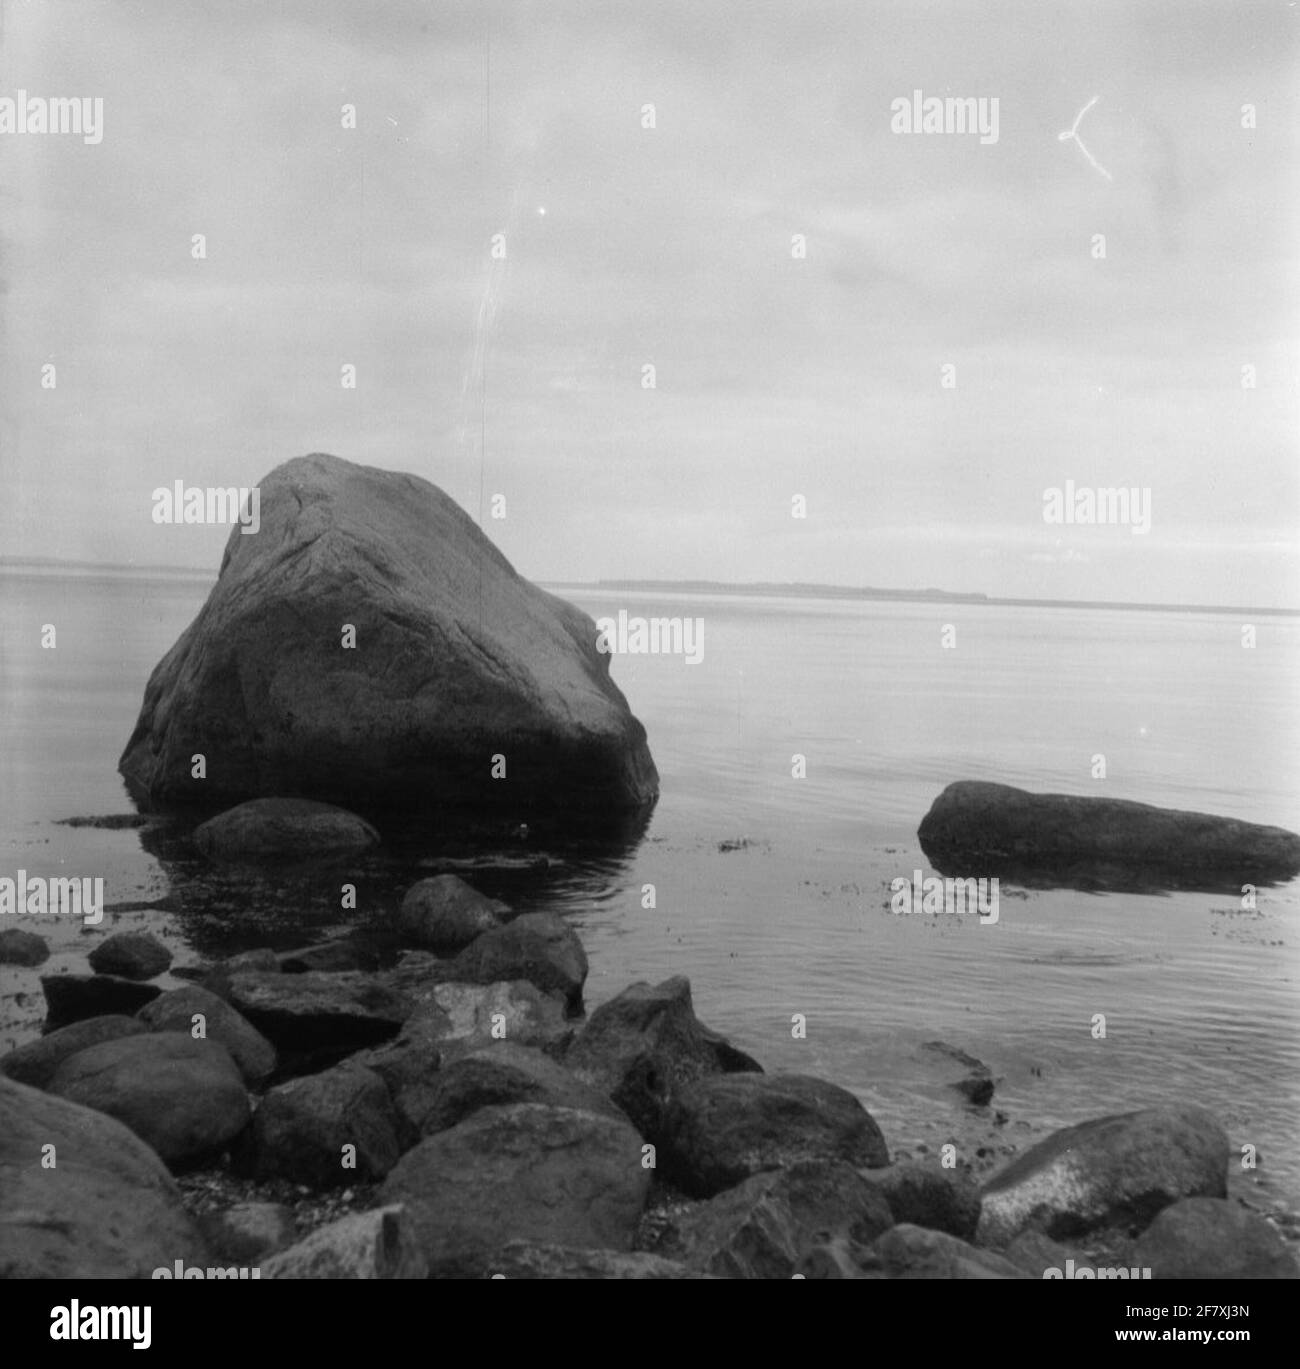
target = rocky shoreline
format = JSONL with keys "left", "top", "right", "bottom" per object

{"left": 3, "top": 818, "right": 1297, "bottom": 1280}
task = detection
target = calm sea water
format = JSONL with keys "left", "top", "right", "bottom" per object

{"left": 2, "top": 567, "right": 1298, "bottom": 1230}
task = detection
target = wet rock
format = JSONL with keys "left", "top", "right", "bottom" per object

{"left": 565, "top": 976, "right": 763, "bottom": 1144}
{"left": 47, "top": 1034, "right": 250, "bottom": 1170}
{"left": 379, "top": 1102, "right": 649, "bottom": 1276}
{"left": 0, "top": 1076, "right": 212, "bottom": 1278}
{"left": 0, "top": 1015, "right": 147, "bottom": 1090}
{"left": 398, "top": 874, "right": 508, "bottom": 953}
{"left": 0, "top": 928, "right": 49, "bottom": 967}
{"left": 260, "top": 1206, "right": 427, "bottom": 1279}
{"left": 862, "top": 1160, "right": 981, "bottom": 1240}
{"left": 664, "top": 1072, "right": 890, "bottom": 1197}
{"left": 87, "top": 930, "right": 172, "bottom": 981}
{"left": 193, "top": 798, "right": 379, "bottom": 859}
{"left": 138, "top": 985, "right": 277, "bottom": 1085}
{"left": 1132, "top": 1198, "right": 1300, "bottom": 1279}
{"left": 977, "top": 1104, "right": 1229, "bottom": 1247}
{"left": 234, "top": 1063, "right": 402, "bottom": 1187}
{"left": 661, "top": 1160, "right": 893, "bottom": 1279}
{"left": 223, "top": 970, "right": 410, "bottom": 1054}
{"left": 117, "top": 452, "right": 658, "bottom": 813}
{"left": 450, "top": 912, "right": 588, "bottom": 1014}
{"left": 41, "top": 973, "right": 162, "bottom": 1029}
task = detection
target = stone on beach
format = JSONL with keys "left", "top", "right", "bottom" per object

{"left": 260, "top": 1206, "right": 427, "bottom": 1279}
{"left": 0, "top": 927, "right": 50, "bottom": 966}
{"left": 398, "top": 874, "right": 508, "bottom": 953}
{"left": 87, "top": 929, "right": 172, "bottom": 980}
{"left": 138, "top": 985, "right": 277, "bottom": 1084}
{"left": 117, "top": 452, "right": 658, "bottom": 814}
{"left": 449, "top": 911, "right": 589, "bottom": 1013}
{"left": 0, "top": 1014, "right": 147, "bottom": 1090}
{"left": 41, "top": 972, "right": 162, "bottom": 1028}
{"left": 222, "top": 969, "right": 410, "bottom": 1054}
{"left": 1131, "top": 1198, "right": 1300, "bottom": 1279}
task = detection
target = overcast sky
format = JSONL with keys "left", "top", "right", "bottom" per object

{"left": 1, "top": 0, "right": 1297, "bottom": 606}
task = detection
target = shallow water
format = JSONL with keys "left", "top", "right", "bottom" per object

{"left": 2, "top": 568, "right": 1297, "bottom": 1228}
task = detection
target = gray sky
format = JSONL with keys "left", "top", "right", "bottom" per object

{"left": 2, "top": 0, "right": 1297, "bottom": 605}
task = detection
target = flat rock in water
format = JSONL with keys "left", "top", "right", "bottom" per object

{"left": 449, "top": 912, "right": 588, "bottom": 1014}
{"left": 976, "top": 1104, "right": 1229, "bottom": 1247}
{"left": 47, "top": 1034, "right": 250, "bottom": 1170}
{"left": 660, "top": 1160, "right": 893, "bottom": 1279}
{"left": 117, "top": 452, "right": 658, "bottom": 813}
{"left": 138, "top": 985, "right": 277, "bottom": 1085}
{"left": 260, "top": 1206, "right": 427, "bottom": 1279}
{"left": 87, "top": 930, "right": 172, "bottom": 980}
{"left": 379, "top": 1102, "right": 650, "bottom": 1276}
{"left": 41, "top": 973, "right": 162, "bottom": 1028}
{"left": 919, "top": 780, "right": 1300, "bottom": 889}
{"left": 0, "top": 1015, "right": 147, "bottom": 1090}
{"left": 193, "top": 798, "right": 379, "bottom": 859}
{"left": 0, "top": 928, "right": 50, "bottom": 966}
{"left": 565, "top": 976, "right": 763, "bottom": 1145}
{"left": 664, "top": 1072, "right": 890, "bottom": 1197}
{"left": 233, "top": 1062, "right": 402, "bottom": 1186}
{"left": 398, "top": 874, "right": 508, "bottom": 953}
{"left": 0, "top": 1076, "right": 212, "bottom": 1278}
{"left": 223, "top": 970, "right": 410, "bottom": 1054}
{"left": 1131, "top": 1198, "right": 1300, "bottom": 1279}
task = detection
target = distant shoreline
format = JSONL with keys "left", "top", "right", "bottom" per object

{"left": 2, "top": 557, "right": 1295, "bottom": 617}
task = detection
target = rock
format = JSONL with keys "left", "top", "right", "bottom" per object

{"left": 1003, "top": 1229, "right": 1081, "bottom": 1278}
{"left": 47, "top": 1034, "right": 250, "bottom": 1169}
{"left": 873, "top": 1224, "right": 1029, "bottom": 1279}
{"left": 41, "top": 973, "right": 161, "bottom": 1028}
{"left": 977, "top": 1104, "right": 1230, "bottom": 1247}
{"left": 919, "top": 780, "right": 1300, "bottom": 890}
{"left": 223, "top": 970, "right": 410, "bottom": 1054}
{"left": 234, "top": 1063, "right": 402, "bottom": 1187}
{"left": 450, "top": 912, "right": 588, "bottom": 1013}
{"left": 118, "top": 452, "right": 659, "bottom": 813}
{"left": 193, "top": 798, "right": 379, "bottom": 859}
{"left": 473, "top": 1242, "right": 695, "bottom": 1279}
{"left": 0, "top": 927, "right": 49, "bottom": 966}
{"left": 862, "top": 1161, "right": 981, "bottom": 1240}
{"left": 0, "top": 1015, "right": 147, "bottom": 1089}
{"left": 0, "top": 1076, "right": 212, "bottom": 1278}
{"left": 564, "top": 975, "right": 763, "bottom": 1143}
{"left": 662, "top": 1160, "right": 893, "bottom": 1279}
{"left": 795, "top": 1236, "right": 882, "bottom": 1279}
{"left": 379, "top": 1102, "right": 649, "bottom": 1276}
{"left": 277, "top": 938, "right": 380, "bottom": 973}
{"left": 413, "top": 1042, "right": 626, "bottom": 1136}
{"left": 398, "top": 875, "right": 508, "bottom": 952}
{"left": 920, "top": 1041, "right": 994, "bottom": 1106}
{"left": 664, "top": 1072, "right": 890, "bottom": 1197}
{"left": 137, "top": 985, "right": 277, "bottom": 1085}
{"left": 1132, "top": 1198, "right": 1300, "bottom": 1279}
{"left": 199, "top": 1202, "right": 297, "bottom": 1263}
{"left": 260, "top": 1206, "right": 427, "bottom": 1279}
{"left": 219, "top": 948, "right": 281, "bottom": 976}
{"left": 87, "top": 930, "right": 172, "bottom": 980}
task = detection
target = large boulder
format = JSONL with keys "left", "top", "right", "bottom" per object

{"left": 0, "top": 1015, "right": 147, "bottom": 1089}
{"left": 977, "top": 1104, "right": 1229, "bottom": 1247}
{"left": 664, "top": 1072, "right": 890, "bottom": 1197}
{"left": 862, "top": 1161, "right": 981, "bottom": 1240}
{"left": 222, "top": 970, "right": 410, "bottom": 1054}
{"left": 193, "top": 798, "right": 379, "bottom": 859}
{"left": 87, "top": 930, "right": 172, "bottom": 980}
{"left": 138, "top": 985, "right": 277, "bottom": 1084}
{"left": 117, "top": 452, "right": 659, "bottom": 814}
{"left": 0, "top": 1076, "right": 212, "bottom": 1278}
{"left": 234, "top": 1063, "right": 403, "bottom": 1186}
{"left": 260, "top": 1206, "right": 427, "bottom": 1279}
{"left": 1131, "top": 1198, "right": 1300, "bottom": 1279}
{"left": 47, "top": 1034, "right": 250, "bottom": 1169}
{"left": 398, "top": 875, "right": 508, "bottom": 952}
{"left": 660, "top": 1160, "right": 893, "bottom": 1279}
{"left": 919, "top": 780, "right": 1300, "bottom": 888}
{"left": 41, "top": 973, "right": 161, "bottom": 1028}
{"left": 564, "top": 976, "right": 763, "bottom": 1143}
{"left": 379, "top": 1102, "right": 650, "bottom": 1276}
{"left": 449, "top": 912, "right": 588, "bottom": 1013}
